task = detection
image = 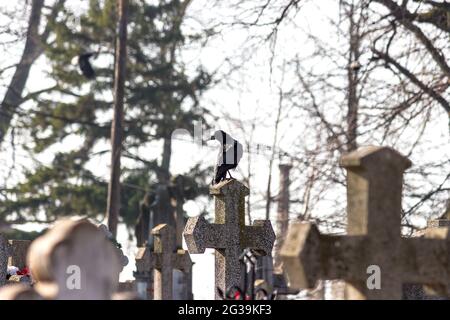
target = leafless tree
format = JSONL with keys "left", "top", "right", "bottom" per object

{"left": 0, "top": 0, "right": 65, "bottom": 146}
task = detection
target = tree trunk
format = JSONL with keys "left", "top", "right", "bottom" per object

{"left": 160, "top": 137, "right": 172, "bottom": 184}
{"left": 0, "top": 0, "right": 45, "bottom": 145}
{"left": 106, "top": 0, "right": 129, "bottom": 237}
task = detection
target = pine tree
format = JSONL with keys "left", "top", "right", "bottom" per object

{"left": 2, "top": 0, "right": 211, "bottom": 228}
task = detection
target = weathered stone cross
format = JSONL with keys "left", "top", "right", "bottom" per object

{"left": 281, "top": 146, "right": 450, "bottom": 299}
{"left": 183, "top": 179, "right": 276, "bottom": 299}
{"left": 152, "top": 223, "right": 192, "bottom": 300}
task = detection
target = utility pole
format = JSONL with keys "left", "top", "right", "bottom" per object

{"left": 346, "top": 1, "right": 361, "bottom": 152}
{"left": 106, "top": 0, "right": 128, "bottom": 237}
{"left": 273, "top": 164, "right": 292, "bottom": 271}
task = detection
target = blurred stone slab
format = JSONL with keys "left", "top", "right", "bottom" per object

{"left": 0, "top": 219, "right": 123, "bottom": 300}
{"left": 281, "top": 146, "right": 450, "bottom": 300}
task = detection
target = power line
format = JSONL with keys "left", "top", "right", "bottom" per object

{"left": 1, "top": 104, "right": 313, "bottom": 200}
{"left": 1, "top": 104, "right": 307, "bottom": 164}
{"left": 0, "top": 150, "right": 151, "bottom": 193}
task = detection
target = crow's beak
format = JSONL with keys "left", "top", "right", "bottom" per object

{"left": 210, "top": 135, "right": 215, "bottom": 140}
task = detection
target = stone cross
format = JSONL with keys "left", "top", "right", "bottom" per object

{"left": 183, "top": 179, "right": 276, "bottom": 299}
{"left": 152, "top": 223, "right": 192, "bottom": 300}
{"left": 134, "top": 246, "right": 154, "bottom": 299}
{"left": 281, "top": 146, "right": 450, "bottom": 299}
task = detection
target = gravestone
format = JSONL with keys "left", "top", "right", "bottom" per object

{"left": 134, "top": 223, "right": 192, "bottom": 300}
{"left": 134, "top": 177, "right": 194, "bottom": 299}
{"left": 0, "top": 219, "right": 123, "bottom": 300}
{"left": 183, "top": 179, "right": 276, "bottom": 299}
{"left": 281, "top": 146, "right": 450, "bottom": 299}
{"left": 170, "top": 175, "right": 194, "bottom": 299}
{"left": 153, "top": 224, "right": 192, "bottom": 300}
{"left": 134, "top": 245, "right": 154, "bottom": 299}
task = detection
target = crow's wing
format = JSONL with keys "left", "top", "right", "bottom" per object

{"left": 219, "top": 140, "right": 243, "bottom": 166}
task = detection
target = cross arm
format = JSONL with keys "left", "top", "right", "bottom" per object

{"left": 400, "top": 228, "right": 450, "bottom": 295}
{"left": 135, "top": 246, "right": 155, "bottom": 272}
{"left": 183, "top": 215, "right": 227, "bottom": 253}
{"left": 243, "top": 220, "right": 276, "bottom": 255}
{"left": 281, "top": 222, "right": 366, "bottom": 289}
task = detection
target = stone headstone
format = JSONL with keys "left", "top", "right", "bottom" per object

{"left": 153, "top": 223, "right": 175, "bottom": 300}
{"left": 134, "top": 245, "right": 154, "bottom": 299}
{"left": 281, "top": 146, "right": 450, "bottom": 299}
{"left": 153, "top": 223, "right": 192, "bottom": 300}
{"left": 134, "top": 223, "right": 192, "bottom": 300}
{"left": 183, "top": 179, "right": 276, "bottom": 299}
{"left": 28, "top": 219, "right": 122, "bottom": 299}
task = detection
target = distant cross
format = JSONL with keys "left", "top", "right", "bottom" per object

{"left": 183, "top": 179, "right": 276, "bottom": 299}
{"left": 137, "top": 224, "right": 192, "bottom": 300}
{"left": 152, "top": 223, "right": 192, "bottom": 300}
{"left": 134, "top": 245, "right": 154, "bottom": 299}
{"left": 281, "top": 146, "right": 450, "bottom": 299}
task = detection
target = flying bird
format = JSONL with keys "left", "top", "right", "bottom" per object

{"left": 210, "top": 130, "right": 243, "bottom": 185}
{"left": 78, "top": 52, "right": 96, "bottom": 79}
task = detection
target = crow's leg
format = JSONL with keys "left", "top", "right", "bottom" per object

{"left": 215, "top": 166, "right": 228, "bottom": 184}
{"left": 227, "top": 170, "right": 234, "bottom": 179}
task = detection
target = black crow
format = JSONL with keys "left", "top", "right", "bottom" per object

{"left": 78, "top": 52, "right": 96, "bottom": 79}
{"left": 210, "top": 130, "right": 243, "bottom": 185}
